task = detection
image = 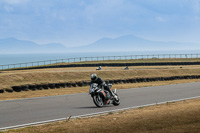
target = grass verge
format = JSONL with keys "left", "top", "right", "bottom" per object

{"left": 4, "top": 97, "right": 200, "bottom": 133}
{"left": 1, "top": 79, "right": 200, "bottom": 101}
{"left": 1, "top": 65, "right": 200, "bottom": 89}
{"left": 1, "top": 64, "right": 200, "bottom": 101}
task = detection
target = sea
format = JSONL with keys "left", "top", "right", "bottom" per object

{"left": 0, "top": 50, "right": 200, "bottom": 66}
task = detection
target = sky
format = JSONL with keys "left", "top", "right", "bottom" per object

{"left": 0, "top": 0, "right": 200, "bottom": 47}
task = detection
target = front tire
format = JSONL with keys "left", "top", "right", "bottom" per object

{"left": 113, "top": 94, "right": 120, "bottom": 106}
{"left": 93, "top": 94, "right": 104, "bottom": 107}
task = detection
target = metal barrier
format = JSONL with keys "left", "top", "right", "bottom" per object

{"left": 0, "top": 53, "right": 200, "bottom": 70}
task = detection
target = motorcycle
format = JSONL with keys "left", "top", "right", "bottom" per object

{"left": 89, "top": 83, "right": 120, "bottom": 107}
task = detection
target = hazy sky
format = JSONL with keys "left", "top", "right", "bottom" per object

{"left": 0, "top": 0, "right": 200, "bottom": 47}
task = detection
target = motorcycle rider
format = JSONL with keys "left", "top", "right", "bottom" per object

{"left": 90, "top": 73, "right": 116, "bottom": 99}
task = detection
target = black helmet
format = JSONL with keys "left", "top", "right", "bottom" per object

{"left": 91, "top": 73, "right": 97, "bottom": 81}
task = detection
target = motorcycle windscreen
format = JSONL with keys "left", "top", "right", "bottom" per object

{"left": 89, "top": 83, "right": 98, "bottom": 94}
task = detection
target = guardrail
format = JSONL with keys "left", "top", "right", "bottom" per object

{"left": 0, "top": 53, "right": 200, "bottom": 70}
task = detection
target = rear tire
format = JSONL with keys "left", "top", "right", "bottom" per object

{"left": 93, "top": 94, "right": 104, "bottom": 108}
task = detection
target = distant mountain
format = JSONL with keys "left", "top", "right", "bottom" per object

{"left": 69, "top": 35, "right": 200, "bottom": 52}
{"left": 1, "top": 35, "right": 200, "bottom": 53}
{"left": 0, "top": 38, "right": 67, "bottom": 53}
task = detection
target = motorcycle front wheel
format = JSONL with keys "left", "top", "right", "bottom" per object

{"left": 113, "top": 94, "right": 120, "bottom": 106}
{"left": 93, "top": 94, "right": 104, "bottom": 107}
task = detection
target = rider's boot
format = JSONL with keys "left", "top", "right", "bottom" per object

{"left": 108, "top": 89, "right": 118, "bottom": 100}
{"left": 104, "top": 85, "right": 118, "bottom": 100}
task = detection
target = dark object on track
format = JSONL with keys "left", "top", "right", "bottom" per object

{"left": 60, "top": 83, "right": 66, "bottom": 88}
{"left": 0, "top": 89, "right": 4, "bottom": 93}
{"left": 71, "top": 83, "right": 77, "bottom": 87}
{"left": 12, "top": 86, "right": 21, "bottom": 92}
{"left": 5, "top": 88, "right": 13, "bottom": 93}
{"left": 48, "top": 83, "right": 55, "bottom": 89}
{"left": 36, "top": 85, "right": 43, "bottom": 90}
{"left": 29, "top": 85, "right": 36, "bottom": 91}
{"left": 66, "top": 83, "right": 72, "bottom": 87}
{"left": 55, "top": 83, "right": 61, "bottom": 88}
{"left": 21, "top": 85, "right": 29, "bottom": 91}
{"left": 76, "top": 82, "right": 83, "bottom": 87}
{"left": 42, "top": 84, "right": 49, "bottom": 89}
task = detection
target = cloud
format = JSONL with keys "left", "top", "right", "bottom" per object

{"left": 0, "top": 0, "right": 30, "bottom": 5}
{"left": 0, "top": 0, "right": 200, "bottom": 45}
{"left": 191, "top": 0, "right": 200, "bottom": 14}
{"left": 3, "top": 5, "right": 14, "bottom": 12}
{"left": 155, "top": 16, "right": 166, "bottom": 22}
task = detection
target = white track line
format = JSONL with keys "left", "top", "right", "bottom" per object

{"left": 1, "top": 95, "right": 200, "bottom": 130}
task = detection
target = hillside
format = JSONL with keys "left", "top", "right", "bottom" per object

{"left": 1, "top": 35, "right": 200, "bottom": 53}
{"left": 0, "top": 38, "right": 67, "bottom": 53}
{"left": 69, "top": 35, "right": 200, "bottom": 52}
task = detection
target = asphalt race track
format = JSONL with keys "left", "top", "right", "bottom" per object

{"left": 1, "top": 82, "right": 200, "bottom": 130}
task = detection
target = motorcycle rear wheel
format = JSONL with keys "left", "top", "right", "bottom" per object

{"left": 93, "top": 94, "right": 104, "bottom": 107}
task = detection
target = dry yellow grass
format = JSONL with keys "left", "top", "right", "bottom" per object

{"left": 1, "top": 60, "right": 200, "bottom": 132}
{"left": 1, "top": 65, "right": 200, "bottom": 100}
{"left": 4, "top": 98, "right": 200, "bottom": 133}
{"left": 1, "top": 65, "right": 200, "bottom": 89}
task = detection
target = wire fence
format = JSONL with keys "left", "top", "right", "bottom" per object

{"left": 0, "top": 53, "right": 200, "bottom": 70}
